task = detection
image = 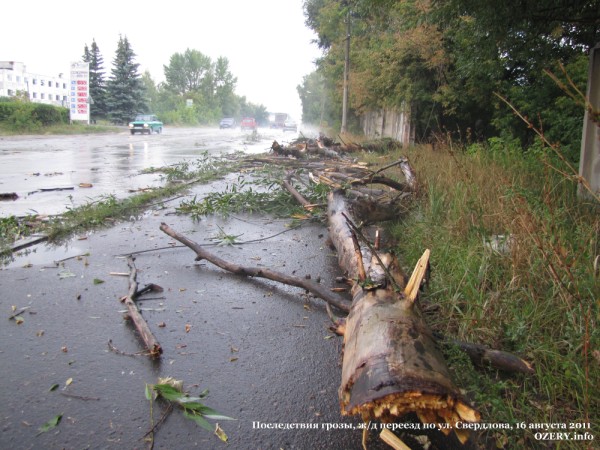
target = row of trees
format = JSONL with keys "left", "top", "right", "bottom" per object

{"left": 83, "top": 37, "right": 267, "bottom": 125}
{"left": 299, "top": 0, "right": 599, "bottom": 160}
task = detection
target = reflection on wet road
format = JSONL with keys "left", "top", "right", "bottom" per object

{"left": 0, "top": 127, "right": 289, "bottom": 217}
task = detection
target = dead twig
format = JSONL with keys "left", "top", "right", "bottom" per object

{"left": 8, "top": 306, "right": 32, "bottom": 320}
{"left": 117, "top": 224, "right": 303, "bottom": 257}
{"left": 108, "top": 339, "right": 151, "bottom": 357}
{"left": 142, "top": 403, "right": 174, "bottom": 439}
{"left": 160, "top": 223, "right": 351, "bottom": 313}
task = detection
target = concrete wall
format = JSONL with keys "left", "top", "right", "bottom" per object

{"left": 578, "top": 44, "right": 600, "bottom": 200}
{"left": 361, "top": 106, "right": 414, "bottom": 146}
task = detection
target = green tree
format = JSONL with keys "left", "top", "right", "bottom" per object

{"left": 106, "top": 35, "right": 146, "bottom": 124}
{"left": 297, "top": 70, "right": 335, "bottom": 126}
{"left": 239, "top": 97, "right": 268, "bottom": 125}
{"left": 163, "top": 49, "right": 213, "bottom": 96}
{"left": 83, "top": 39, "right": 108, "bottom": 120}
{"left": 303, "top": 0, "right": 597, "bottom": 150}
{"left": 161, "top": 49, "right": 253, "bottom": 124}
{"left": 141, "top": 71, "right": 159, "bottom": 111}
{"left": 213, "top": 57, "right": 238, "bottom": 116}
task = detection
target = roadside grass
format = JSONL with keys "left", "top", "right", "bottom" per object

{"left": 0, "top": 121, "right": 120, "bottom": 136}
{"left": 0, "top": 154, "right": 239, "bottom": 256}
{"left": 372, "top": 142, "right": 599, "bottom": 448}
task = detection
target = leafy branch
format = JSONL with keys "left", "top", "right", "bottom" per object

{"left": 144, "top": 377, "right": 234, "bottom": 444}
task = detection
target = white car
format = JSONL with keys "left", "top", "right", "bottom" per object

{"left": 282, "top": 119, "right": 298, "bottom": 132}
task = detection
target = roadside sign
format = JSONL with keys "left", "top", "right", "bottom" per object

{"left": 70, "top": 62, "right": 89, "bottom": 123}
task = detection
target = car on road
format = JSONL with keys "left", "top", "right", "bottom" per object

{"left": 240, "top": 117, "right": 257, "bottom": 130}
{"left": 282, "top": 119, "right": 298, "bottom": 132}
{"left": 129, "top": 114, "right": 163, "bottom": 134}
{"left": 219, "top": 117, "right": 236, "bottom": 129}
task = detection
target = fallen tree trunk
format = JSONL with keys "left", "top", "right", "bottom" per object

{"left": 121, "top": 256, "right": 162, "bottom": 357}
{"left": 328, "top": 191, "right": 479, "bottom": 443}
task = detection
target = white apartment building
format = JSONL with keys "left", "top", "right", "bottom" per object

{"left": 0, "top": 61, "right": 69, "bottom": 106}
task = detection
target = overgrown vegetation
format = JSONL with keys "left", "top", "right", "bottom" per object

{"left": 301, "top": 0, "right": 597, "bottom": 161}
{"left": 371, "top": 140, "right": 599, "bottom": 449}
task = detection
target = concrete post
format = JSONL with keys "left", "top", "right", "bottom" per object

{"left": 578, "top": 43, "right": 600, "bottom": 200}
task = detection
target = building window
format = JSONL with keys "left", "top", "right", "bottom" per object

{"left": 7, "top": 74, "right": 12, "bottom": 81}
{"left": 56, "top": 95, "right": 60, "bottom": 100}
{"left": 7, "top": 89, "right": 14, "bottom": 96}
{"left": 63, "top": 83, "right": 66, "bottom": 89}
{"left": 41, "top": 93, "right": 45, "bottom": 99}
{"left": 32, "top": 78, "right": 37, "bottom": 85}
{"left": 63, "top": 95, "right": 67, "bottom": 101}
{"left": 32, "top": 92, "right": 37, "bottom": 98}
{"left": 48, "top": 81, "right": 52, "bottom": 87}
{"left": 16, "top": 76, "right": 21, "bottom": 83}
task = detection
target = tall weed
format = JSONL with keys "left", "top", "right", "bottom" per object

{"left": 382, "top": 141, "right": 598, "bottom": 448}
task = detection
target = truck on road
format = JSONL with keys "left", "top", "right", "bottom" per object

{"left": 270, "top": 113, "right": 288, "bottom": 129}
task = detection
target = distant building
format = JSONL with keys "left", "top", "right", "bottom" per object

{"left": 0, "top": 61, "right": 69, "bottom": 106}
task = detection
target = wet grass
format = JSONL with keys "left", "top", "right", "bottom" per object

{"left": 367, "top": 142, "right": 599, "bottom": 449}
{"left": 0, "top": 121, "right": 120, "bottom": 135}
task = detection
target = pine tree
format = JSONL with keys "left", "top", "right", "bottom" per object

{"left": 82, "top": 44, "right": 91, "bottom": 64}
{"left": 88, "top": 40, "right": 107, "bottom": 120}
{"left": 106, "top": 35, "right": 146, "bottom": 124}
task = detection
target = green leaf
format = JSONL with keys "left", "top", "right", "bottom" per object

{"left": 195, "top": 405, "right": 235, "bottom": 421}
{"left": 144, "top": 383, "right": 153, "bottom": 400}
{"left": 37, "top": 414, "right": 62, "bottom": 434}
{"left": 153, "top": 384, "right": 185, "bottom": 402}
{"left": 49, "top": 384, "right": 59, "bottom": 392}
{"left": 177, "top": 399, "right": 204, "bottom": 408}
{"left": 183, "top": 410, "right": 213, "bottom": 432}
{"left": 93, "top": 278, "right": 105, "bottom": 285}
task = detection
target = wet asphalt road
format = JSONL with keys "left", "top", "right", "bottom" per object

{"left": 0, "top": 126, "right": 293, "bottom": 218}
{"left": 0, "top": 130, "right": 394, "bottom": 450}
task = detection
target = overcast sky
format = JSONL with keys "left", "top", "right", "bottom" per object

{"left": 2, "top": 0, "right": 322, "bottom": 120}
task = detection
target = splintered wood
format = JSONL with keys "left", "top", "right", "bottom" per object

{"left": 328, "top": 190, "right": 480, "bottom": 444}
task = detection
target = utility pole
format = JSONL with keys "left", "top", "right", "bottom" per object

{"left": 341, "top": 12, "right": 350, "bottom": 134}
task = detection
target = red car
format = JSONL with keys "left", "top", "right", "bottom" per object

{"left": 240, "top": 117, "right": 257, "bottom": 130}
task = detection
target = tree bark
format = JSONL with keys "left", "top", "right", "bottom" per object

{"left": 328, "top": 191, "right": 479, "bottom": 442}
{"left": 121, "top": 257, "right": 162, "bottom": 357}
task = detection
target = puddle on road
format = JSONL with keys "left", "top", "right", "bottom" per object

{"left": 2, "top": 241, "right": 91, "bottom": 269}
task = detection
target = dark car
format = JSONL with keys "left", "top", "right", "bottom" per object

{"left": 219, "top": 117, "right": 236, "bottom": 129}
{"left": 240, "top": 117, "right": 257, "bottom": 130}
{"left": 128, "top": 114, "right": 163, "bottom": 134}
{"left": 282, "top": 119, "right": 298, "bottom": 132}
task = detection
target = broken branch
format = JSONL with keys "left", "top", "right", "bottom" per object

{"left": 120, "top": 257, "right": 162, "bottom": 357}
{"left": 159, "top": 223, "right": 352, "bottom": 313}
